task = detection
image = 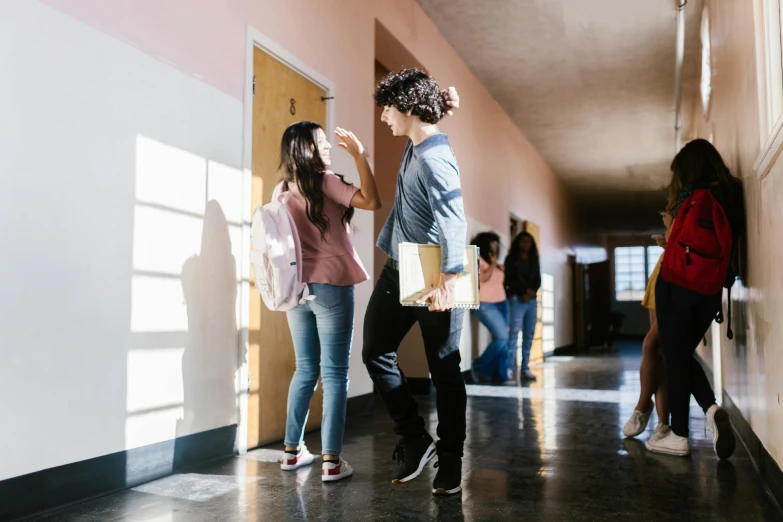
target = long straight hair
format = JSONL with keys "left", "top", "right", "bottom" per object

{"left": 508, "top": 231, "right": 539, "bottom": 265}
{"left": 279, "top": 121, "right": 354, "bottom": 239}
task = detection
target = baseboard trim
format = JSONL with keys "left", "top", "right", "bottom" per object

{"left": 722, "top": 391, "right": 783, "bottom": 511}
{"left": 0, "top": 424, "right": 237, "bottom": 522}
{"left": 549, "top": 345, "right": 576, "bottom": 357}
{"left": 462, "top": 345, "right": 576, "bottom": 379}
{"left": 695, "top": 354, "right": 783, "bottom": 512}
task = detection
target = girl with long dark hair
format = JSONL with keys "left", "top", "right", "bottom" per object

{"left": 646, "top": 139, "right": 743, "bottom": 459}
{"left": 469, "top": 232, "right": 510, "bottom": 382}
{"left": 278, "top": 121, "right": 380, "bottom": 481}
{"left": 504, "top": 231, "right": 541, "bottom": 381}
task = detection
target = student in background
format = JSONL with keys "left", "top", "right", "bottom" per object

{"left": 504, "top": 232, "right": 541, "bottom": 381}
{"left": 278, "top": 122, "right": 380, "bottom": 482}
{"left": 623, "top": 226, "right": 670, "bottom": 441}
{"left": 470, "top": 232, "right": 511, "bottom": 383}
{"left": 646, "top": 139, "right": 743, "bottom": 459}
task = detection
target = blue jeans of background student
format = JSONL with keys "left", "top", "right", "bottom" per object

{"left": 284, "top": 283, "right": 353, "bottom": 456}
{"left": 472, "top": 300, "right": 510, "bottom": 381}
{"left": 508, "top": 296, "right": 537, "bottom": 375}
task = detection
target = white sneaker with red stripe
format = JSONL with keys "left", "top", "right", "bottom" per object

{"left": 322, "top": 459, "right": 353, "bottom": 482}
{"left": 280, "top": 446, "right": 314, "bottom": 471}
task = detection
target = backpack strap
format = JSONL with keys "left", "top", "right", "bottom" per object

{"left": 726, "top": 286, "right": 734, "bottom": 340}
{"left": 271, "top": 181, "right": 286, "bottom": 203}
{"left": 714, "top": 287, "right": 734, "bottom": 340}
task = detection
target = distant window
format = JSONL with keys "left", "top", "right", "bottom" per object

{"left": 614, "top": 247, "right": 645, "bottom": 301}
{"left": 614, "top": 246, "right": 664, "bottom": 302}
{"left": 647, "top": 246, "right": 664, "bottom": 274}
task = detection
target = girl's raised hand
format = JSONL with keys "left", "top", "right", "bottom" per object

{"left": 335, "top": 127, "right": 365, "bottom": 158}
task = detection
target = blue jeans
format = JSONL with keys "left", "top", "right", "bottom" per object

{"left": 285, "top": 283, "right": 353, "bottom": 456}
{"left": 508, "top": 296, "right": 537, "bottom": 374}
{"left": 471, "top": 300, "right": 510, "bottom": 381}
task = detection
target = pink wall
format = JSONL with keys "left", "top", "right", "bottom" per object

{"left": 42, "top": 0, "right": 574, "bottom": 340}
{"left": 42, "top": 0, "right": 572, "bottom": 242}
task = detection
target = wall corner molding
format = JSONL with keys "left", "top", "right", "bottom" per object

{"left": 753, "top": 114, "right": 783, "bottom": 180}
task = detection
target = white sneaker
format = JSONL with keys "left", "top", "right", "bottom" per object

{"left": 649, "top": 423, "right": 671, "bottom": 443}
{"left": 281, "top": 445, "right": 314, "bottom": 471}
{"left": 622, "top": 403, "right": 654, "bottom": 437}
{"left": 706, "top": 405, "right": 736, "bottom": 459}
{"left": 645, "top": 430, "right": 690, "bottom": 457}
{"left": 322, "top": 459, "right": 353, "bottom": 482}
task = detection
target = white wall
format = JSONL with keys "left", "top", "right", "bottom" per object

{"left": 0, "top": 2, "right": 245, "bottom": 480}
{"left": 0, "top": 0, "right": 381, "bottom": 482}
{"left": 457, "top": 217, "right": 502, "bottom": 370}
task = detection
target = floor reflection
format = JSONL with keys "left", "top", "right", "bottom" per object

{"left": 33, "top": 343, "right": 783, "bottom": 521}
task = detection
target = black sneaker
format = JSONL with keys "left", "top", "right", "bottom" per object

{"left": 432, "top": 454, "right": 462, "bottom": 495}
{"left": 391, "top": 433, "right": 437, "bottom": 483}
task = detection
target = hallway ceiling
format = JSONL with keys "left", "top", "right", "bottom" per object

{"left": 417, "top": 0, "right": 704, "bottom": 232}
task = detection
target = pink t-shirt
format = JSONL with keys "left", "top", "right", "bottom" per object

{"left": 284, "top": 171, "right": 369, "bottom": 286}
{"left": 479, "top": 258, "right": 506, "bottom": 303}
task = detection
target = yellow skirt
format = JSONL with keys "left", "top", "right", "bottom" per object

{"left": 641, "top": 254, "right": 663, "bottom": 310}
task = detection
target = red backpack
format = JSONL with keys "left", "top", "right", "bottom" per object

{"left": 662, "top": 186, "right": 742, "bottom": 340}
{"left": 662, "top": 189, "right": 733, "bottom": 295}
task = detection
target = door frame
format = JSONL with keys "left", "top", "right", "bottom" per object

{"left": 508, "top": 211, "right": 525, "bottom": 252}
{"left": 237, "top": 26, "right": 336, "bottom": 454}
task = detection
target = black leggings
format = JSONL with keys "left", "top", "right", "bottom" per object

{"left": 362, "top": 265, "right": 467, "bottom": 456}
{"left": 654, "top": 276, "right": 720, "bottom": 437}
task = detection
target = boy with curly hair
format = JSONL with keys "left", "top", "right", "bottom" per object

{"left": 363, "top": 68, "right": 467, "bottom": 495}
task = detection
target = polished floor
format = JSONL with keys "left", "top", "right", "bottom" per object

{"left": 33, "top": 344, "right": 783, "bottom": 521}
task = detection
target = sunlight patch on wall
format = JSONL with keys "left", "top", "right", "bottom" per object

{"left": 133, "top": 205, "right": 203, "bottom": 276}
{"left": 128, "top": 134, "right": 243, "bottom": 456}
{"left": 131, "top": 275, "right": 189, "bottom": 333}
{"left": 135, "top": 135, "right": 207, "bottom": 215}
{"left": 125, "top": 405, "right": 184, "bottom": 449}
{"left": 126, "top": 347, "right": 185, "bottom": 414}
{"left": 207, "top": 160, "right": 244, "bottom": 224}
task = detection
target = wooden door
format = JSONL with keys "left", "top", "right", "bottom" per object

{"left": 249, "top": 48, "right": 327, "bottom": 448}
{"left": 572, "top": 258, "right": 589, "bottom": 352}
{"left": 523, "top": 221, "right": 544, "bottom": 364}
{"left": 588, "top": 261, "right": 611, "bottom": 347}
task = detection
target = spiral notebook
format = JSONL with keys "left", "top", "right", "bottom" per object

{"left": 398, "top": 243, "right": 480, "bottom": 309}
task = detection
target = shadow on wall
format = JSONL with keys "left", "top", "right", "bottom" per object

{"left": 178, "top": 200, "right": 239, "bottom": 441}
{"left": 129, "top": 135, "right": 244, "bottom": 467}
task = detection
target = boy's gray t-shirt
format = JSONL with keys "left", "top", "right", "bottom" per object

{"left": 377, "top": 133, "right": 467, "bottom": 273}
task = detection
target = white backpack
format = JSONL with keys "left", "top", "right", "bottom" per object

{"left": 249, "top": 183, "right": 310, "bottom": 311}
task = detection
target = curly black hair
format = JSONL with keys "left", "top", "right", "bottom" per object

{"left": 471, "top": 232, "right": 501, "bottom": 264}
{"left": 374, "top": 68, "right": 448, "bottom": 124}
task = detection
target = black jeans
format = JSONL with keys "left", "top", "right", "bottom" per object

{"left": 362, "top": 264, "right": 467, "bottom": 456}
{"left": 655, "top": 275, "right": 720, "bottom": 437}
